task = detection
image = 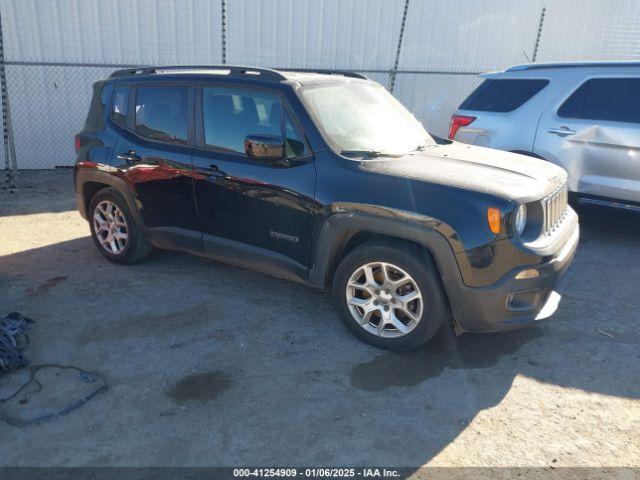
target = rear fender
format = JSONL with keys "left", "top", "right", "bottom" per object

{"left": 75, "top": 167, "right": 145, "bottom": 231}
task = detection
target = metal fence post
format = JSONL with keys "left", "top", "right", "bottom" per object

{"left": 388, "top": 0, "right": 411, "bottom": 93}
{"left": 0, "top": 5, "right": 17, "bottom": 189}
{"left": 221, "top": 0, "right": 227, "bottom": 65}
{"left": 532, "top": 6, "right": 546, "bottom": 63}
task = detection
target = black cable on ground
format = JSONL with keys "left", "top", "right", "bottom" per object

{"left": 0, "top": 363, "right": 108, "bottom": 427}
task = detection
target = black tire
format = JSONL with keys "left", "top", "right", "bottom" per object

{"left": 332, "top": 240, "right": 449, "bottom": 351}
{"left": 88, "top": 187, "right": 152, "bottom": 264}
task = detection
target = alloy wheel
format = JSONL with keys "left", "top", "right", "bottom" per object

{"left": 93, "top": 200, "right": 128, "bottom": 255}
{"left": 345, "top": 261, "right": 423, "bottom": 338}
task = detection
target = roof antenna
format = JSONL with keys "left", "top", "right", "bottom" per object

{"left": 522, "top": 50, "right": 532, "bottom": 63}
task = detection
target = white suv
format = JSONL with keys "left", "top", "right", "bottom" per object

{"left": 450, "top": 62, "right": 640, "bottom": 211}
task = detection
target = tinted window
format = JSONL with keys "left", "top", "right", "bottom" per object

{"left": 558, "top": 78, "right": 640, "bottom": 124}
{"left": 460, "top": 79, "right": 549, "bottom": 112}
{"left": 202, "top": 87, "right": 281, "bottom": 154}
{"left": 135, "top": 86, "right": 189, "bottom": 144}
{"left": 83, "top": 82, "right": 107, "bottom": 132}
{"left": 110, "top": 84, "right": 129, "bottom": 128}
{"left": 284, "top": 110, "right": 307, "bottom": 157}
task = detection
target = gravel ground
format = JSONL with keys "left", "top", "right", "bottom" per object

{"left": 0, "top": 170, "right": 639, "bottom": 472}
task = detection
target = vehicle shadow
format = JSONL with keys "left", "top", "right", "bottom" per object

{"left": 0, "top": 213, "right": 638, "bottom": 467}
{"left": 351, "top": 327, "right": 543, "bottom": 392}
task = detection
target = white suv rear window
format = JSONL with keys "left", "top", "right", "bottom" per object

{"left": 460, "top": 79, "right": 549, "bottom": 113}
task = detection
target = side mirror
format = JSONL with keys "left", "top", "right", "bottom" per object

{"left": 244, "top": 134, "right": 285, "bottom": 160}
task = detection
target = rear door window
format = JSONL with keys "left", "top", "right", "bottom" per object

{"left": 134, "top": 85, "right": 189, "bottom": 144}
{"left": 460, "top": 79, "right": 549, "bottom": 112}
{"left": 558, "top": 78, "right": 640, "bottom": 124}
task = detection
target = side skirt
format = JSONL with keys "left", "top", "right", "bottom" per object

{"left": 202, "top": 233, "right": 309, "bottom": 284}
{"left": 147, "top": 227, "right": 309, "bottom": 285}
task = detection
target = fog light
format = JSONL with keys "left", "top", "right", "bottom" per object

{"left": 515, "top": 269, "right": 539, "bottom": 280}
{"left": 506, "top": 289, "right": 541, "bottom": 311}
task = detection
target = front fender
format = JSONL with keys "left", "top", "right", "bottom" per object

{"left": 307, "top": 206, "right": 466, "bottom": 299}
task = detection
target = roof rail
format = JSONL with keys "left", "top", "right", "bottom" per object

{"left": 507, "top": 61, "right": 640, "bottom": 72}
{"left": 109, "top": 65, "right": 287, "bottom": 80}
{"left": 279, "top": 68, "right": 369, "bottom": 80}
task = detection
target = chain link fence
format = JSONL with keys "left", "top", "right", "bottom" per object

{"left": 0, "top": 0, "right": 537, "bottom": 184}
{"left": 393, "top": 72, "right": 484, "bottom": 138}
{"left": 0, "top": 63, "right": 484, "bottom": 176}
{"left": 4, "top": 64, "right": 117, "bottom": 170}
{"left": 2, "top": 0, "right": 639, "bottom": 185}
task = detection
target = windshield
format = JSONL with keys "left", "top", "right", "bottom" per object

{"left": 300, "top": 81, "right": 435, "bottom": 157}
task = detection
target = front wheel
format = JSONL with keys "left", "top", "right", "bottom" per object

{"left": 332, "top": 241, "right": 449, "bottom": 351}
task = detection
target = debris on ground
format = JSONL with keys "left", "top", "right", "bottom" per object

{"left": 597, "top": 329, "right": 615, "bottom": 339}
{"left": 0, "top": 312, "right": 33, "bottom": 372}
{"left": 0, "top": 364, "right": 108, "bottom": 426}
{"left": 0, "top": 312, "right": 108, "bottom": 426}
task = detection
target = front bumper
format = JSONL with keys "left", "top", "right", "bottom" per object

{"left": 449, "top": 221, "right": 580, "bottom": 333}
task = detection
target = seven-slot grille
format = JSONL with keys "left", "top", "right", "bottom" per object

{"left": 542, "top": 182, "right": 568, "bottom": 236}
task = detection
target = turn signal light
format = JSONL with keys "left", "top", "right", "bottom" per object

{"left": 448, "top": 114, "right": 476, "bottom": 139}
{"left": 487, "top": 208, "right": 501, "bottom": 234}
{"left": 515, "top": 269, "right": 540, "bottom": 280}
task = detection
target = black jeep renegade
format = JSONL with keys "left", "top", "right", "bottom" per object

{"left": 75, "top": 66, "right": 579, "bottom": 351}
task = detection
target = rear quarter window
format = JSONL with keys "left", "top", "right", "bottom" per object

{"left": 110, "top": 84, "right": 129, "bottom": 128}
{"left": 83, "top": 81, "right": 108, "bottom": 132}
{"left": 558, "top": 78, "right": 640, "bottom": 124}
{"left": 460, "top": 79, "right": 549, "bottom": 113}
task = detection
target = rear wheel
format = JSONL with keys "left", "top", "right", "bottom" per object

{"left": 332, "top": 240, "right": 449, "bottom": 351}
{"left": 89, "top": 188, "right": 151, "bottom": 264}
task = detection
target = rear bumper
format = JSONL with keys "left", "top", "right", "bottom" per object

{"left": 449, "top": 221, "right": 579, "bottom": 333}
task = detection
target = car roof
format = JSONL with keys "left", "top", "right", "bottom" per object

{"left": 108, "top": 65, "right": 369, "bottom": 85}
{"left": 505, "top": 61, "right": 640, "bottom": 72}
{"left": 480, "top": 61, "right": 640, "bottom": 79}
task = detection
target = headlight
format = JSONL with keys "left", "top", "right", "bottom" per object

{"left": 514, "top": 204, "right": 527, "bottom": 236}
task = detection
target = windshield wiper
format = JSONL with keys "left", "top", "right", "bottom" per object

{"left": 340, "top": 149, "right": 400, "bottom": 159}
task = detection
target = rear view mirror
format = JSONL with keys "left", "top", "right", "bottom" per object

{"left": 244, "top": 134, "right": 285, "bottom": 160}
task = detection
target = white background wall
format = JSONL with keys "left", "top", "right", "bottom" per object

{"left": 1, "top": 0, "right": 639, "bottom": 168}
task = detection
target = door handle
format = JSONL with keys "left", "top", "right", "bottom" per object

{"left": 208, "top": 164, "right": 225, "bottom": 178}
{"left": 548, "top": 127, "right": 576, "bottom": 136}
{"left": 116, "top": 149, "right": 141, "bottom": 164}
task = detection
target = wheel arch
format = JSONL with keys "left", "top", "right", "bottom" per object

{"left": 323, "top": 231, "right": 439, "bottom": 288}
{"left": 81, "top": 181, "right": 110, "bottom": 219}
{"left": 75, "top": 168, "right": 145, "bottom": 229}
{"left": 308, "top": 211, "right": 465, "bottom": 304}
{"left": 308, "top": 212, "right": 468, "bottom": 332}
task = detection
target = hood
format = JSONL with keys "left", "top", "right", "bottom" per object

{"left": 362, "top": 142, "right": 567, "bottom": 203}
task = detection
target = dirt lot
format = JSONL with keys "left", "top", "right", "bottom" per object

{"left": 1, "top": 170, "right": 639, "bottom": 470}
